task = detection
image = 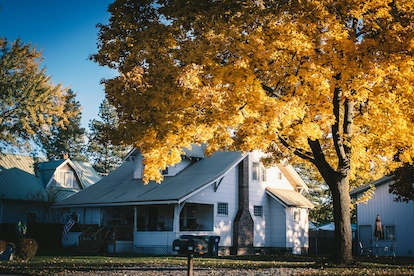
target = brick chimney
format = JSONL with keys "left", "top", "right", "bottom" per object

{"left": 232, "top": 155, "right": 254, "bottom": 255}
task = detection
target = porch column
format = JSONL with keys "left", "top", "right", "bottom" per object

{"left": 173, "top": 204, "right": 180, "bottom": 232}
{"left": 134, "top": 206, "right": 137, "bottom": 232}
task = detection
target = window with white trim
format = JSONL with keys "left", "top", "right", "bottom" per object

{"left": 277, "top": 172, "right": 282, "bottom": 180}
{"left": 293, "top": 209, "right": 301, "bottom": 221}
{"left": 252, "top": 162, "right": 259, "bottom": 180}
{"left": 254, "top": 206, "right": 263, "bottom": 217}
{"left": 261, "top": 167, "right": 267, "bottom": 182}
{"left": 217, "top": 203, "right": 228, "bottom": 215}
{"left": 59, "top": 171, "right": 74, "bottom": 188}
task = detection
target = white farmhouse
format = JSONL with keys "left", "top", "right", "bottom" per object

{"left": 55, "top": 145, "right": 313, "bottom": 255}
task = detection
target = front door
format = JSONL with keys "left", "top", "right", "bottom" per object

{"left": 359, "top": 225, "right": 372, "bottom": 249}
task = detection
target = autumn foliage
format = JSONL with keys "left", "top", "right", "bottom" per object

{"left": 92, "top": 0, "right": 414, "bottom": 262}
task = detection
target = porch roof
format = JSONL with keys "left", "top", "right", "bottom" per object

{"left": 54, "top": 151, "right": 245, "bottom": 208}
{"left": 266, "top": 188, "right": 314, "bottom": 209}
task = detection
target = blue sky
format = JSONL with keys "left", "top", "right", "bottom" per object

{"left": 0, "top": 0, "right": 117, "bottom": 129}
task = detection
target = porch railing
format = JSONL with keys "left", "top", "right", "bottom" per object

{"left": 77, "top": 225, "right": 133, "bottom": 253}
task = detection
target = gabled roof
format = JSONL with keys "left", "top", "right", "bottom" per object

{"left": 266, "top": 188, "right": 314, "bottom": 208}
{"left": 55, "top": 151, "right": 246, "bottom": 208}
{"left": 349, "top": 176, "right": 393, "bottom": 198}
{"left": 0, "top": 154, "right": 101, "bottom": 202}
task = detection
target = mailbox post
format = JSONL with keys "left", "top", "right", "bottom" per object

{"left": 173, "top": 238, "right": 198, "bottom": 276}
{"left": 173, "top": 235, "right": 220, "bottom": 276}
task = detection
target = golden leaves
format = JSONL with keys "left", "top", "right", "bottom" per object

{"left": 94, "top": 0, "right": 414, "bottom": 184}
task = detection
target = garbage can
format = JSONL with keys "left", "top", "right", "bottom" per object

{"left": 207, "top": 236, "right": 220, "bottom": 256}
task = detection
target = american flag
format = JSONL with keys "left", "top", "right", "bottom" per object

{"left": 61, "top": 213, "right": 76, "bottom": 244}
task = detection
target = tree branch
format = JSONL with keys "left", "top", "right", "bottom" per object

{"left": 278, "top": 135, "right": 315, "bottom": 163}
{"left": 332, "top": 83, "right": 348, "bottom": 168}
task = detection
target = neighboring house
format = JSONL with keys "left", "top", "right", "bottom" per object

{"left": 350, "top": 176, "right": 414, "bottom": 257}
{"left": 0, "top": 154, "right": 101, "bottom": 225}
{"left": 55, "top": 145, "right": 313, "bottom": 255}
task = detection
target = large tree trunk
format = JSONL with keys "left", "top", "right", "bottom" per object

{"left": 329, "top": 175, "right": 353, "bottom": 263}
{"left": 308, "top": 139, "right": 354, "bottom": 263}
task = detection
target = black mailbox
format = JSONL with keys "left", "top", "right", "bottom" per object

{"left": 172, "top": 236, "right": 209, "bottom": 255}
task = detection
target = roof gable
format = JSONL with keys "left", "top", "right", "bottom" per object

{"left": 0, "top": 154, "right": 101, "bottom": 202}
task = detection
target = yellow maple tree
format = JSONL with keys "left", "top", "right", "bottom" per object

{"left": 93, "top": 0, "right": 414, "bottom": 263}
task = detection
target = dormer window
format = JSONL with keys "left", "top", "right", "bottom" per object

{"left": 162, "top": 167, "right": 169, "bottom": 175}
{"left": 59, "top": 171, "right": 74, "bottom": 188}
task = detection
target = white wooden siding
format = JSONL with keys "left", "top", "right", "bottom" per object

{"left": 187, "top": 165, "right": 238, "bottom": 247}
{"left": 53, "top": 164, "right": 81, "bottom": 189}
{"left": 268, "top": 198, "right": 286, "bottom": 247}
{"left": 356, "top": 182, "right": 414, "bottom": 257}
{"left": 285, "top": 207, "right": 309, "bottom": 254}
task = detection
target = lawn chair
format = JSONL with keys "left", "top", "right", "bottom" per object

{"left": 359, "top": 241, "right": 372, "bottom": 256}
{"left": 384, "top": 244, "right": 396, "bottom": 258}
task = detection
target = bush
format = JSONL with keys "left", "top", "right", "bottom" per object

{"left": 17, "top": 238, "right": 38, "bottom": 261}
{"left": 0, "top": 240, "right": 6, "bottom": 252}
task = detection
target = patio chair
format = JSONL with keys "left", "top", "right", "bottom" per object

{"left": 359, "top": 241, "right": 372, "bottom": 256}
{"left": 384, "top": 244, "right": 396, "bottom": 258}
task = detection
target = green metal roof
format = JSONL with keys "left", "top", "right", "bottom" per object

{"left": 71, "top": 161, "right": 102, "bottom": 188}
{"left": 54, "top": 151, "right": 246, "bottom": 208}
{"left": 0, "top": 154, "right": 101, "bottom": 202}
{"left": 0, "top": 154, "right": 47, "bottom": 201}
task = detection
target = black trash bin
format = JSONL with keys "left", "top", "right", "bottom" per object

{"left": 207, "top": 236, "right": 220, "bottom": 256}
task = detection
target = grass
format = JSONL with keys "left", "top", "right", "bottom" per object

{"left": 0, "top": 252, "right": 413, "bottom": 275}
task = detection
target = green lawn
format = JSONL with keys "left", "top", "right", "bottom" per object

{"left": 0, "top": 253, "right": 413, "bottom": 275}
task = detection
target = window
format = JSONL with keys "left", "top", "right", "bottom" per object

{"left": 261, "top": 167, "right": 267, "bottom": 182}
{"left": 252, "top": 162, "right": 259, "bottom": 180}
{"left": 162, "top": 167, "right": 169, "bottom": 175}
{"left": 217, "top": 203, "right": 228, "bottom": 215}
{"left": 254, "top": 206, "right": 263, "bottom": 217}
{"left": 277, "top": 172, "right": 282, "bottom": 180}
{"left": 59, "top": 171, "right": 73, "bottom": 188}
{"left": 293, "top": 209, "right": 300, "bottom": 221}
{"left": 384, "top": 225, "right": 396, "bottom": 241}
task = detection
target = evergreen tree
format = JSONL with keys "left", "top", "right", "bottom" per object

{"left": 38, "top": 89, "right": 87, "bottom": 161}
{"left": 87, "top": 98, "right": 129, "bottom": 174}
{"left": 0, "top": 38, "right": 74, "bottom": 153}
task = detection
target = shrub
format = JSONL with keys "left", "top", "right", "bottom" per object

{"left": 17, "top": 238, "right": 38, "bottom": 261}
{"left": 0, "top": 240, "right": 6, "bottom": 252}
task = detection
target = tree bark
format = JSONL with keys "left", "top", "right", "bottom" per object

{"left": 308, "top": 139, "right": 354, "bottom": 263}
{"left": 329, "top": 174, "right": 353, "bottom": 263}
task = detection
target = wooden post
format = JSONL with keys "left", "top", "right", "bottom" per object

{"left": 187, "top": 253, "right": 193, "bottom": 276}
